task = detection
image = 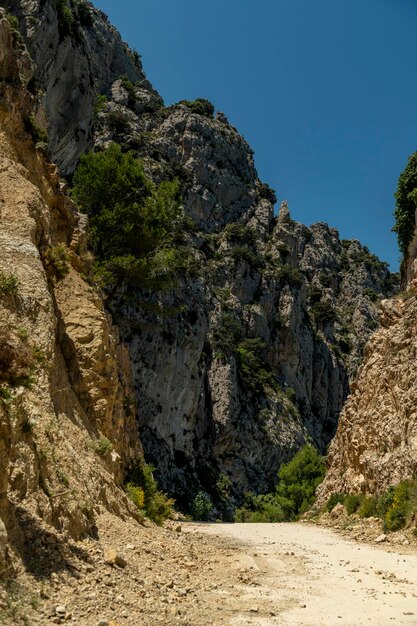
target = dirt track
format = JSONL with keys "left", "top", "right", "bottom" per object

{"left": 186, "top": 522, "right": 417, "bottom": 626}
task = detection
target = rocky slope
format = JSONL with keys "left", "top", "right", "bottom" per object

{"left": 318, "top": 255, "right": 417, "bottom": 501}
{"left": 0, "top": 0, "right": 399, "bottom": 512}
{"left": 0, "top": 9, "right": 143, "bottom": 575}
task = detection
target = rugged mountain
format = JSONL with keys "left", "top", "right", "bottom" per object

{"left": 0, "top": 10, "right": 143, "bottom": 572}
{"left": 0, "top": 0, "right": 398, "bottom": 514}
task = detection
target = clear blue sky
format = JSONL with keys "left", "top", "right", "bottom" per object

{"left": 94, "top": 0, "right": 417, "bottom": 271}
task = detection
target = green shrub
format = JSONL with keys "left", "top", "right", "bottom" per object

{"left": 126, "top": 483, "right": 145, "bottom": 509}
{"left": 344, "top": 493, "right": 363, "bottom": 515}
{"left": 120, "top": 75, "right": 137, "bottom": 109}
{"left": 25, "top": 115, "right": 48, "bottom": 144}
{"left": 364, "top": 287, "right": 379, "bottom": 302}
{"left": 178, "top": 98, "right": 214, "bottom": 118}
{"left": 236, "top": 337, "right": 278, "bottom": 394}
{"left": 43, "top": 245, "right": 70, "bottom": 279}
{"left": 384, "top": 481, "right": 414, "bottom": 531}
{"left": 275, "top": 445, "right": 325, "bottom": 520}
{"left": 277, "top": 265, "right": 303, "bottom": 288}
{"left": 357, "top": 496, "right": 378, "bottom": 518}
{"left": 393, "top": 152, "right": 417, "bottom": 256}
{"left": 76, "top": 0, "right": 93, "bottom": 28}
{"left": 107, "top": 110, "right": 131, "bottom": 135}
{"left": 192, "top": 492, "right": 213, "bottom": 521}
{"left": 224, "top": 223, "right": 258, "bottom": 246}
{"left": 311, "top": 300, "right": 336, "bottom": 326}
{"left": 0, "top": 271, "right": 18, "bottom": 296}
{"left": 326, "top": 492, "right": 345, "bottom": 512}
{"left": 54, "top": 0, "right": 75, "bottom": 40}
{"left": 72, "top": 143, "right": 182, "bottom": 290}
{"left": 212, "top": 312, "right": 244, "bottom": 359}
{"left": 230, "top": 246, "right": 264, "bottom": 268}
{"left": 94, "top": 94, "right": 108, "bottom": 117}
{"left": 257, "top": 183, "right": 277, "bottom": 204}
{"left": 235, "top": 495, "right": 285, "bottom": 523}
{"left": 125, "top": 462, "right": 174, "bottom": 525}
{"left": 93, "top": 437, "right": 113, "bottom": 456}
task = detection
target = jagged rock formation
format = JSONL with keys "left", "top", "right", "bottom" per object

{"left": 0, "top": 10, "right": 142, "bottom": 566}
{"left": 0, "top": 0, "right": 399, "bottom": 510}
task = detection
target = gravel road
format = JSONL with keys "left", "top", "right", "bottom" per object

{"left": 186, "top": 522, "right": 417, "bottom": 626}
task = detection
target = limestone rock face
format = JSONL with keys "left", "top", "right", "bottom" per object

{"left": 0, "top": 11, "right": 142, "bottom": 558}
{"left": 1, "top": 0, "right": 153, "bottom": 173}
{"left": 317, "top": 293, "right": 417, "bottom": 501}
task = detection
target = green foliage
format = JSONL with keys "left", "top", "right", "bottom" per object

{"left": 215, "top": 473, "right": 233, "bottom": 520}
{"left": 257, "top": 183, "right": 277, "bottom": 204}
{"left": 224, "top": 223, "right": 258, "bottom": 246}
{"left": 5, "top": 12, "right": 20, "bottom": 34}
{"left": 120, "top": 75, "right": 137, "bottom": 109}
{"left": 125, "top": 462, "right": 174, "bottom": 525}
{"left": 25, "top": 115, "right": 48, "bottom": 144}
{"left": 275, "top": 445, "right": 325, "bottom": 520}
{"left": 230, "top": 246, "right": 264, "bottom": 268}
{"left": 71, "top": 143, "right": 182, "bottom": 290}
{"left": 364, "top": 287, "right": 379, "bottom": 302}
{"left": 357, "top": 496, "right": 378, "bottom": 518}
{"left": 235, "top": 446, "right": 325, "bottom": 523}
{"left": 94, "top": 94, "right": 108, "bottom": 116}
{"left": 311, "top": 300, "right": 336, "bottom": 326}
{"left": 54, "top": 0, "right": 75, "bottom": 40}
{"left": 178, "top": 98, "right": 215, "bottom": 118}
{"left": 394, "top": 152, "right": 417, "bottom": 255}
{"left": 0, "top": 271, "right": 18, "bottom": 297}
{"left": 343, "top": 494, "right": 363, "bottom": 515}
{"left": 43, "top": 245, "right": 70, "bottom": 279}
{"left": 76, "top": 0, "right": 93, "bottom": 27}
{"left": 384, "top": 481, "right": 415, "bottom": 532}
{"left": 277, "top": 264, "right": 303, "bottom": 288}
{"left": 325, "top": 481, "right": 417, "bottom": 533}
{"left": 0, "top": 387, "right": 12, "bottom": 402}
{"left": 93, "top": 437, "right": 113, "bottom": 456}
{"left": 126, "top": 483, "right": 145, "bottom": 512}
{"left": 235, "top": 493, "right": 285, "bottom": 523}
{"left": 107, "top": 110, "right": 131, "bottom": 136}
{"left": 236, "top": 337, "right": 278, "bottom": 394}
{"left": 326, "top": 492, "right": 345, "bottom": 512}
{"left": 191, "top": 491, "right": 213, "bottom": 521}
{"left": 212, "top": 312, "right": 244, "bottom": 359}
{"left": 319, "top": 273, "right": 332, "bottom": 288}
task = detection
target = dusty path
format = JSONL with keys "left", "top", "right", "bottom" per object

{"left": 186, "top": 522, "right": 417, "bottom": 626}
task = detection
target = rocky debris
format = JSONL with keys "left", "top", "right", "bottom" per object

{"left": 0, "top": 512, "right": 283, "bottom": 626}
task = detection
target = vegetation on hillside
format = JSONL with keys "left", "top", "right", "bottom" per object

{"left": 235, "top": 445, "right": 325, "bottom": 522}
{"left": 72, "top": 143, "right": 184, "bottom": 291}
{"left": 326, "top": 479, "right": 417, "bottom": 535}
{"left": 393, "top": 152, "right": 417, "bottom": 256}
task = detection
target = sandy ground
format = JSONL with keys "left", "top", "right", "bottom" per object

{"left": 186, "top": 522, "right": 417, "bottom": 626}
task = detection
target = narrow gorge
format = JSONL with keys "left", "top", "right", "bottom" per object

{"left": 0, "top": 1, "right": 416, "bottom": 625}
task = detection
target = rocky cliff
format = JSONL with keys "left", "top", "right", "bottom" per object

{"left": 0, "top": 0, "right": 399, "bottom": 514}
{"left": 0, "top": 9, "right": 143, "bottom": 573}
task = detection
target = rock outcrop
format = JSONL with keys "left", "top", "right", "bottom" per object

{"left": 318, "top": 291, "right": 417, "bottom": 500}
{"left": 0, "top": 10, "right": 142, "bottom": 565}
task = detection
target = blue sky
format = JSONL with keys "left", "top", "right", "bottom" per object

{"left": 94, "top": 0, "right": 417, "bottom": 270}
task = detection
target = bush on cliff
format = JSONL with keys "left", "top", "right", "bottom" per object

{"left": 72, "top": 143, "right": 182, "bottom": 290}
{"left": 393, "top": 151, "right": 417, "bottom": 256}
